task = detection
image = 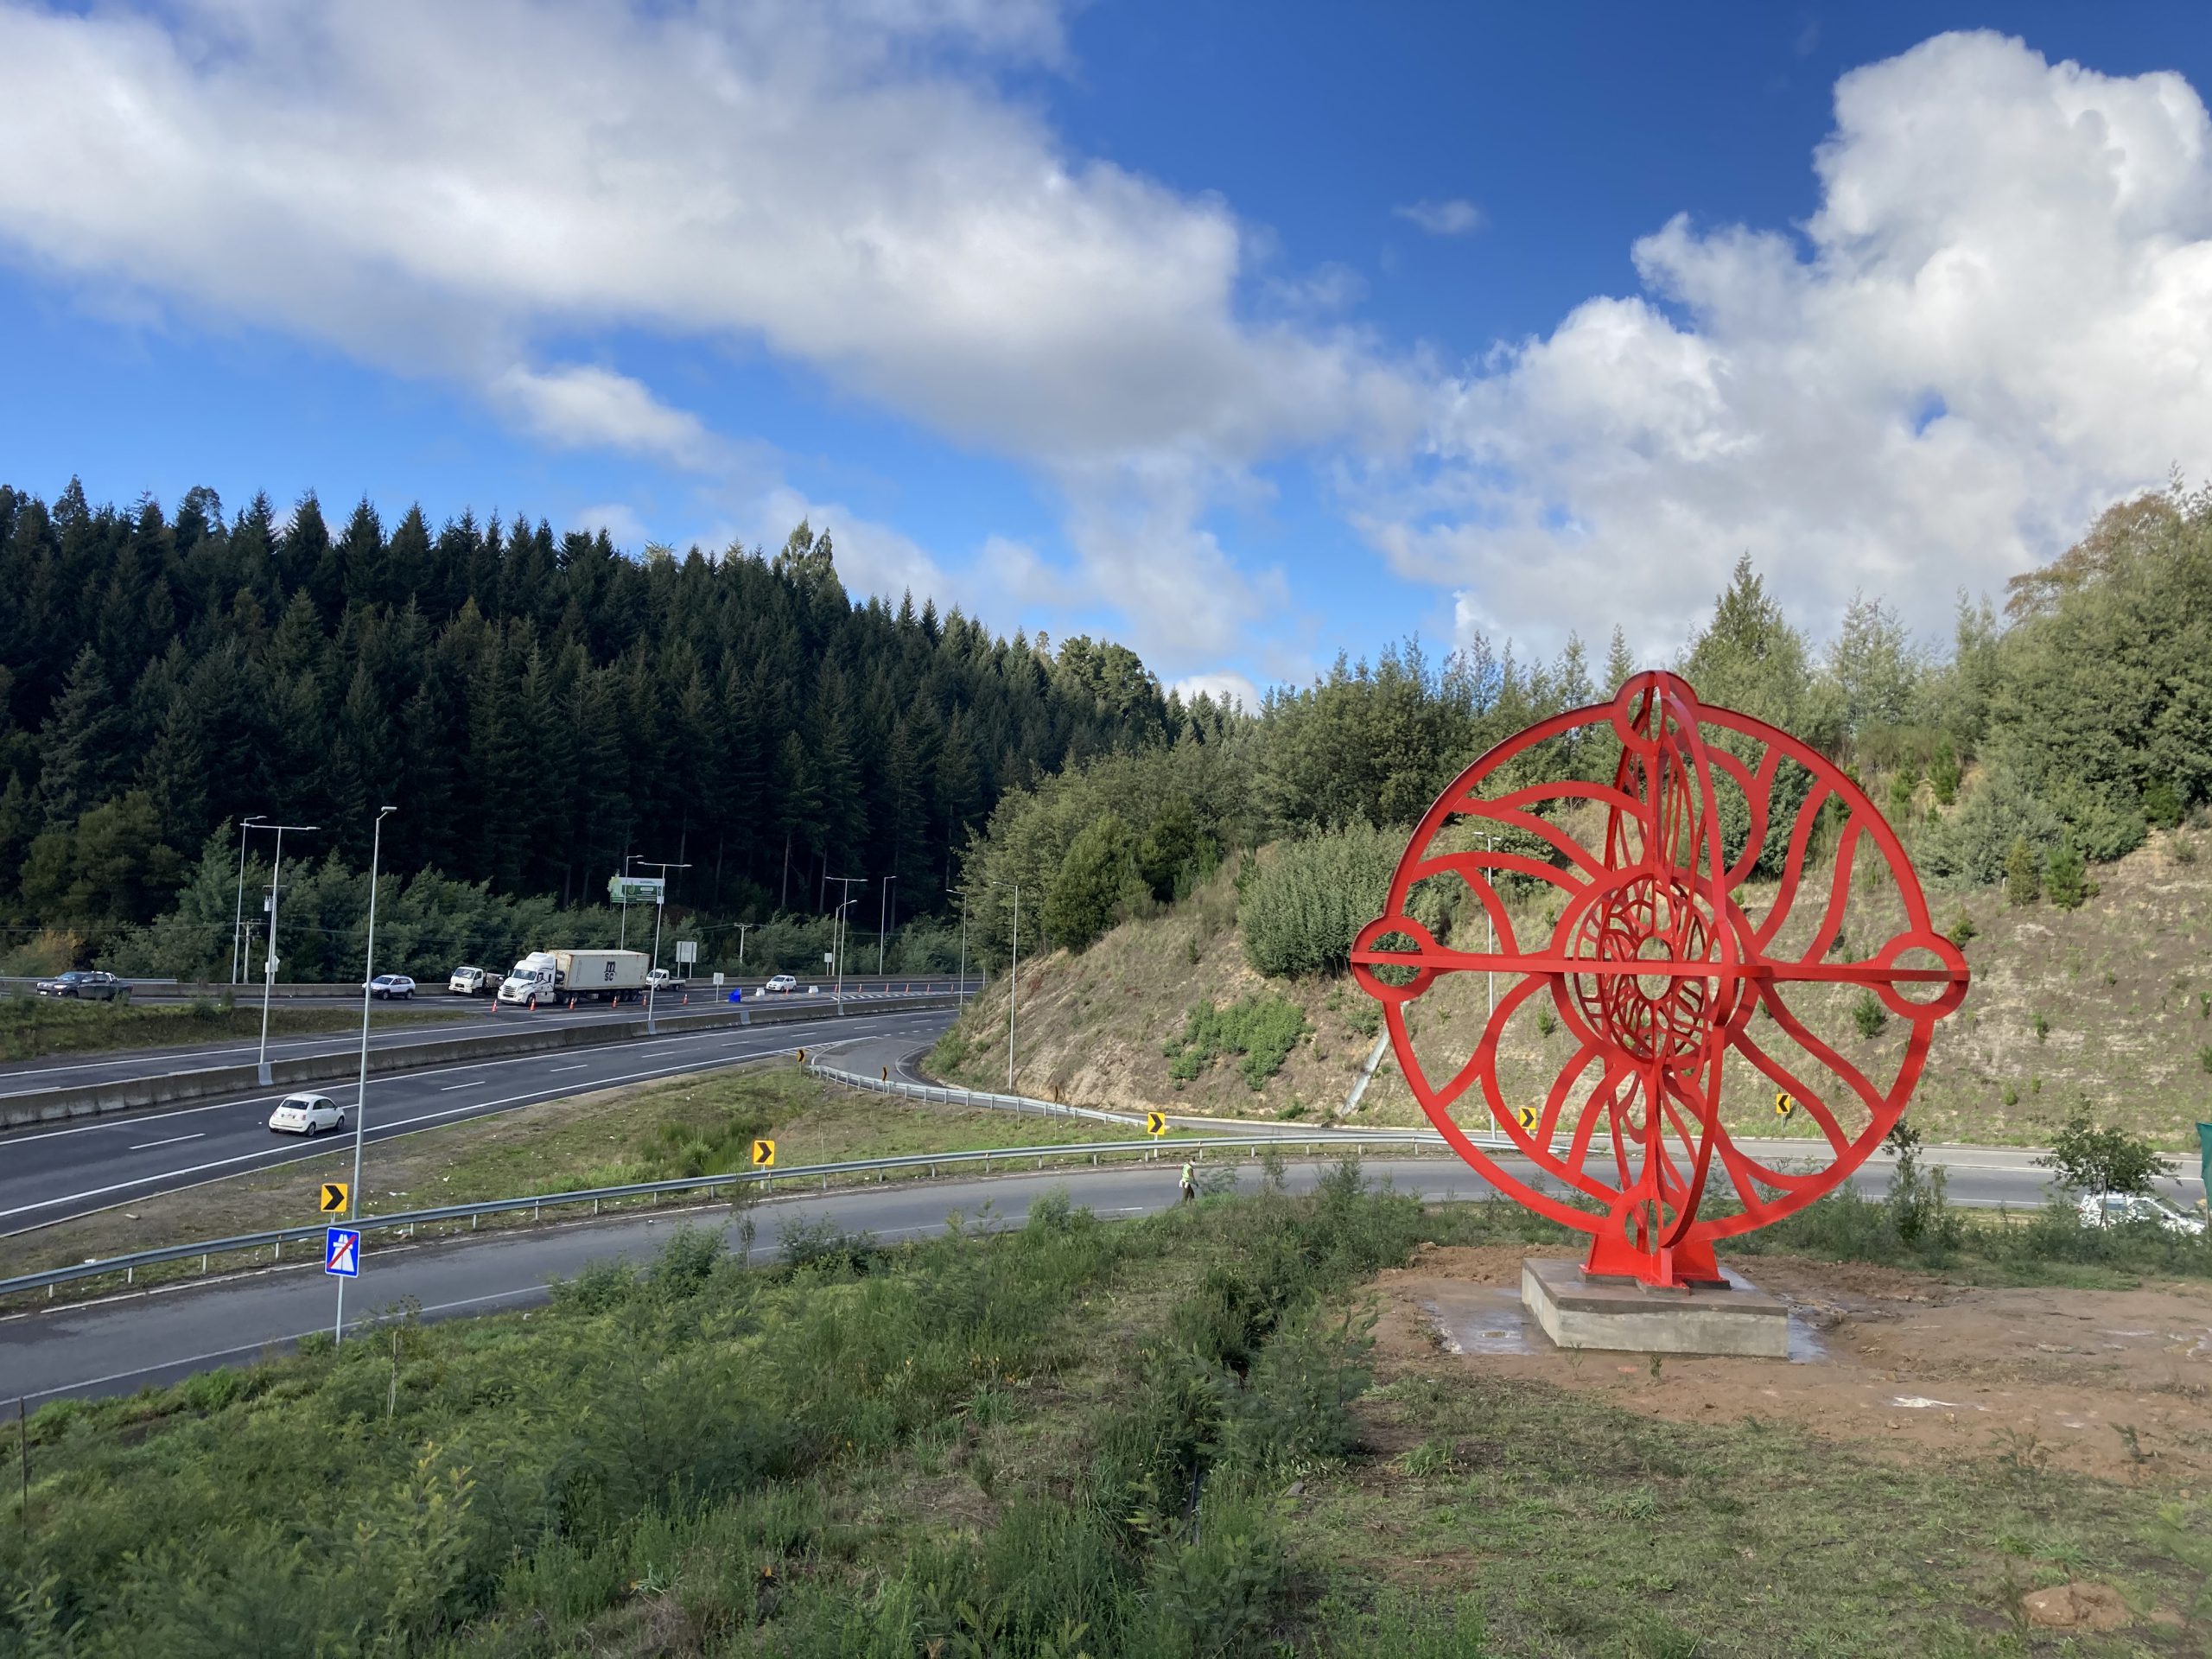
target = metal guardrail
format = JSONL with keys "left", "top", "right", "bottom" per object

{"left": 0, "top": 1134, "right": 1459, "bottom": 1300}
{"left": 804, "top": 1058, "right": 1150, "bottom": 1128}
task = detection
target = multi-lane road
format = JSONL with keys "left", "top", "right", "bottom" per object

{"left": 0, "top": 977, "right": 969, "bottom": 1098}
{"left": 10, "top": 1140, "right": 2206, "bottom": 1406}
{"left": 0, "top": 1002, "right": 959, "bottom": 1239}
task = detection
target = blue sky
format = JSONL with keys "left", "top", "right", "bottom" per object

{"left": 3, "top": 3, "right": 2212, "bottom": 708}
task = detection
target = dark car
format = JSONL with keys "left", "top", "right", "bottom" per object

{"left": 35, "top": 969, "right": 125, "bottom": 1001}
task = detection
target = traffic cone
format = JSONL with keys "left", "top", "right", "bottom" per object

{"left": 568, "top": 997, "right": 576, "bottom": 1011}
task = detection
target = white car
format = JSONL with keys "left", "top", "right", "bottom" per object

{"left": 646, "top": 967, "right": 673, "bottom": 988}
{"left": 764, "top": 974, "right": 798, "bottom": 994}
{"left": 268, "top": 1093, "right": 346, "bottom": 1136}
{"left": 2076, "top": 1192, "right": 2207, "bottom": 1236}
{"left": 368, "top": 974, "right": 416, "bottom": 1000}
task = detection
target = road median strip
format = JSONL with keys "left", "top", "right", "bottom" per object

{"left": 0, "top": 991, "right": 961, "bottom": 1130}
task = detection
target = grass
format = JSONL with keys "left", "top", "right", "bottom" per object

{"left": 3, "top": 1168, "right": 2202, "bottom": 1654}
{"left": 0, "top": 992, "right": 455, "bottom": 1062}
{"left": 0, "top": 1062, "right": 1178, "bottom": 1287}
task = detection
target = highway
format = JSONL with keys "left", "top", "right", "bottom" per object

{"left": 10, "top": 1141, "right": 2201, "bottom": 1405}
{"left": 0, "top": 1004, "right": 958, "bottom": 1241}
{"left": 0, "top": 977, "right": 967, "bottom": 1098}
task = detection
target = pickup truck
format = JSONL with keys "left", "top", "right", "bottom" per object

{"left": 448, "top": 965, "right": 499, "bottom": 996}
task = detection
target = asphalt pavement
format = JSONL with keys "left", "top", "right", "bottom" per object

{"left": 0, "top": 977, "right": 969, "bottom": 1098}
{"left": 10, "top": 1141, "right": 2198, "bottom": 1405}
{"left": 0, "top": 1005, "right": 959, "bottom": 1242}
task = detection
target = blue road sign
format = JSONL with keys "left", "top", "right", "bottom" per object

{"left": 325, "top": 1226, "right": 361, "bottom": 1278}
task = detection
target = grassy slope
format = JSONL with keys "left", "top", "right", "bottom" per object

{"left": 0, "top": 995, "right": 457, "bottom": 1062}
{"left": 5, "top": 1180, "right": 2202, "bottom": 1654}
{"left": 932, "top": 830, "right": 2212, "bottom": 1150}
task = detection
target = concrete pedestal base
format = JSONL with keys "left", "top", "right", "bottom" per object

{"left": 1521, "top": 1258, "right": 1789, "bottom": 1357}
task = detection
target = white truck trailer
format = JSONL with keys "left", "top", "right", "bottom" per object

{"left": 497, "top": 949, "right": 650, "bottom": 1007}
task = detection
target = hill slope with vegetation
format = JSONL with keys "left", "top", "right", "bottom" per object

{"left": 934, "top": 482, "right": 2212, "bottom": 1153}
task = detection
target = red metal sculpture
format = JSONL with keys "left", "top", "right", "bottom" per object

{"left": 1351, "top": 671, "right": 1968, "bottom": 1288}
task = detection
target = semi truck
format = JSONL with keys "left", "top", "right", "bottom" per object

{"left": 496, "top": 949, "right": 649, "bottom": 1007}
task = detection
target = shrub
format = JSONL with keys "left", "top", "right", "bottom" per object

{"left": 2145, "top": 779, "right": 2184, "bottom": 830}
{"left": 2031, "top": 1011, "right": 2050, "bottom": 1044}
{"left": 2004, "top": 836, "right": 2042, "bottom": 906}
{"left": 2036, "top": 1104, "right": 2163, "bottom": 1197}
{"left": 2045, "top": 838, "right": 2088, "bottom": 910}
{"left": 1929, "top": 739, "right": 1961, "bottom": 806}
{"left": 1851, "top": 991, "right": 1887, "bottom": 1039}
{"left": 1237, "top": 823, "right": 1398, "bottom": 979}
{"left": 1945, "top": 908, "right": 1977, "bottom": 946}
{"left": 1164, "top": 995, "right": 1311, "bottom": 1090}
{"left": 1040, "top": 811, "right": 1142, "bottom": 952}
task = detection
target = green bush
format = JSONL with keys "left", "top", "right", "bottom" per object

{"left": 1237, "top": 822, "right": 1399, "bottom": 979}
{"left": 2003, "top": 835, "right": 2042, "bottom": 906}
{"left": 1851, "top": 990, "right": 1887, "bottom": 1039}
{"left": 1163, "top": 994, "right": 1311, "bottom": 1090}
{"left": 2045, "top": 837, "right": 2088, "bottom": 910}
{"left": 2036, "top": 1103, "right": 2163, "bottom": 1197}
{"left": 1040, "top": 810, "right": 1143, "bottom": 952}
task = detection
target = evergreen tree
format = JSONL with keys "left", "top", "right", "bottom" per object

{"left": 2005, "top": 836, "right": 2043, "bottom": 906}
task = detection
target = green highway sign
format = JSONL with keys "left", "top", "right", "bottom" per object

{"left": 607, "top": 874, "right": 666, "bottom": 904}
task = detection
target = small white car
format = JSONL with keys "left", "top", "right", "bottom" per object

{"left": 268, "top": 1093, "right": 346, "bottom": 1136}
{"left": 764, "top": 974, "right": 798, "bottom": 994}
{"left": 368, "top": 974, "right": 416, "bottom": 1000}
{"left": 2076, "top": 1192, "right": 2207, "bottom": 1236}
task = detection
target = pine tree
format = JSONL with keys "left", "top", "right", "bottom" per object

{"left": 2005, "top": 836, "right": 2044, "bottom": 906}
{"left": 35, "top": 645, "right": 124, "bottom": 829}
{"left": 2045, "top": 838, "right": 2088, "bottom": 910}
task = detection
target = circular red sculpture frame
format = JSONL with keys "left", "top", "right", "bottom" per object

{"left": 1351, "top": 671, "right": 1969, "bottom": 1287}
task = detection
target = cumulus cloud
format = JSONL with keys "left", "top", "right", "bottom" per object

{"left": 0, "top": 0, "right": 1418, "bottom": 676}
{"left": 1395, "top": 198, "right": 1484, "bottom": 236}
{"left": 495, "top": 367, "right": 723, "bottom": 471}
{"left": 569, "top": 501, "right": 648, "bottom": 547}
{"left": 1363, "top": 31, "right": 2212, "bottom": 654}
{"left": 1170, "top": 670, "right": 1262, "bottom": 713}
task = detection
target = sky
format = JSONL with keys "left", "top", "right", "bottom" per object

{"left": 3, "top": 2, "right": 2212, "bottom": 712}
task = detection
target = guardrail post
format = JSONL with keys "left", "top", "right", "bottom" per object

{"left": 200, "top": 1254, "right": 208, "bottom": 1275}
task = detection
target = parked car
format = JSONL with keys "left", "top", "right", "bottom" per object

{"left": 2076, "top": 1192, "right": 2206, "bottom": 1236}
{"left": 764, "top": 974, "right": 798, "bottom": 994}
{"left": 448, "top": 966, "right": 497, "bottom": 995}
{"left": 268, "top": 1093, "right": 346, "bottom": 1135}
{"left": 367, "top": 974, "right": 416, "bottom": 1000}
{"left": 34, "top": 970, "right": 125, "bottom": 1001}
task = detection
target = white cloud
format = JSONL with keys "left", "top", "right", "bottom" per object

{"left": 0, "top": 0, "right": 1419, "bottom": 678}
{"left": 569, "top": 501, "right": 648, "bottom": 547}
{"left": 495, "top": 366, "right": 722, "bottom": 470}
{"left": 1361, "top": 31, "right": 2212, "bottom": 655}
{"left": 1394, "top": 198, "right": 1484, "bottom": 237}
{"left": 1170, "top": 670, "right": 1261, "bottom": 713}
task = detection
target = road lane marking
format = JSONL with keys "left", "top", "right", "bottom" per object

{"left": 0, "top": 1015, "right": 953, "bottom": 1225}
{"left": 125, "top": 1133, "right": 206, "bottom": 1151}
{"left": 0, "top": 1007, "right": 950, "bottom": 1145}
{"left": 548, "top": 1064, "right": 587, "bottom": 1073}
{"left": 438, "top": 1082, "right": 482, "bottom": 1091}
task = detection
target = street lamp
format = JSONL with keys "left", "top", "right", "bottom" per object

{"left": 255, "top": 821, "right": 318, "bottom": 1085}
{"left": 635, "top": 859, "right": 690, "bottom": 1033}
{"left": 823, "top": 875, "right": 866, "bottom": 1011}
{"left": 231, "top": 816, "right": 266, "bottom": 985}
{"left": 832, "top": 897, "right": 858, "bottom": 1011}
{"left": 335, "top": 804, "right": 395, "bottom": 1345}
{"left": 878, "top": 875, "right": 897, "bottom": 974}
{"left": 989, "top": 880, "right": 1020, "bottom": 1090}
{"left": 733, "top": 922, "right": 754, "bottom": 969}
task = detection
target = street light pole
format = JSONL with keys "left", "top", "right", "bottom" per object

{"left": 231, "top": 816, "right": 265, "bottom": 986}
{"left": 255, "top": 822, "right": 317, "bottom": 1085}
{"left": 833, "top": 898, "right": 857, "bottom": 1013}
{"left": 823, "top": 876, "right": 865, "bottom": 1010}
{"left": 634, "top": 859, "right": 691, "bottom": 1034}
{"left": 335, "top": 805, "right": 395, "bottom": 1345}
{"left": 878, "top": 875, "right": 897, "bottom": 974}
{"left": 734, "top": 923, "right": 754, "bottom": 969}
{"left": 1008, "top": 882, "right": 1020, "bottom": 1090}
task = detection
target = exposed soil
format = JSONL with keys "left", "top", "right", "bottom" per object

{"left": 1370, "top": 1244, "right": 2212, "bottom": 1485}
